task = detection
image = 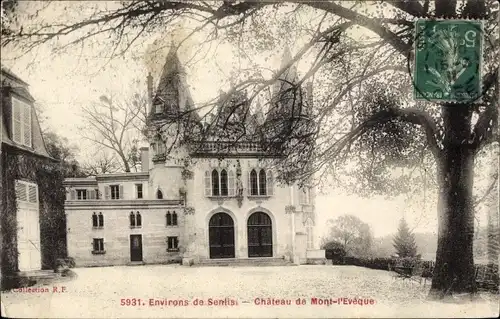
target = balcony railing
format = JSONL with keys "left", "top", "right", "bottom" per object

{"left": 188, "top": 141, "right": 282, "bottom": 156}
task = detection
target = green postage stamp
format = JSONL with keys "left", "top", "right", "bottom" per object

{"left": 413, "top": 19, "right": 483, "bottom": 103}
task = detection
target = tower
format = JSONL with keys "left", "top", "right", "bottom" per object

{"left": 146, "top": 44, "right": 201, "bottom": 200}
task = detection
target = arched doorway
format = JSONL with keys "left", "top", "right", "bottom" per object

{"left": 208, "top": 213, "right": 235, "bottom": 259}
{"left": 247, "top": 212, "right": 273, "bottom": 257}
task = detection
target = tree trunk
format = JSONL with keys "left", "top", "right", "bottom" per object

{"left": 429, "top": 104, "right": 477, "bottom": 299}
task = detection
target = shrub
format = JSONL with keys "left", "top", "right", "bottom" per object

{"left": 64, "top": 257, "right": 76, "bottom": 268}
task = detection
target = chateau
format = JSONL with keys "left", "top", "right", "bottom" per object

{"left": 63, "top": 47, "right": 324, "bottom": 266}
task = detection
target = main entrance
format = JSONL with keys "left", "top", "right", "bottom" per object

{"left": 130, "top": 234, "right": 143, "bottom": 262}
{"left": 247, "top": 212, "right": 273, "bottom": 257}
{"left": 208, "top": 213, "right": 235, "bottom": 259}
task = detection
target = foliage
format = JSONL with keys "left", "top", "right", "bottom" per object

{"left": 324, "top": 215, "right": 373, "bottom": 258}
{"left": 43, "top": 130, "right": 87, "bottom": 177}
{"left": 1, "top": 146, "right": 68, "bottom": 290}
{"left": 1, "top": 0, "right": 499, "bottom": 297}
{"left": 393, "top": 218, "right": 418, "bottom": 258}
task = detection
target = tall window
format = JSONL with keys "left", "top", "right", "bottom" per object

{"left": 130, "top": 211, "right": 142, "bottom": 227}
{"left": 166, "top": 211, "right": 178, "bottom": 226}
{"left": 220, "top": 169, "right": 228, "bottom": 196}
{"left": 136, "top": 184, "right": 143, "bottom": 199}
{"left": 258, "top": 170, "right": 267, "bottom": 195}
{"left": 167, "top": 236, "right": 178, "bottom": 251}
{"left": 92, "top": 212, "right": 98, "bottom": 227}
{"left": 92, "top": 212, "right": 104, "bottom": 228}
{"left": 250, "top": 169, "right": 258, "bottom": 195}
{"left": 205, "top": 169, "right": 234, "bottom": 197}
{"left": 211, "top": 169, "right": 220, "bottom": 196}
{"left": 157, "top": 189, "right": 163, "bottom": 199}
{"left": 98, "top": 212, "right": 104, "bottom": 227}
{"left": 11, "top": 97, "right": 32, "bottom": 147}
{"left": 249, "top": 169, "right": 273, "bottom": 196}
{"left": 110, "top": 185, "right": 120, "bottom": 199}
{"left": 92, "top": 238, "right": 105, "bottom": 254}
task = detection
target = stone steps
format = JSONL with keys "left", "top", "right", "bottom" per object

{"left": 15, "top": 270, "right": 61, "bottom": 287}
{"left": 195, "top": 257, "right": 294, "bottom": 267}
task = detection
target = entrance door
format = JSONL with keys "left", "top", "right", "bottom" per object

{"left": 247, "top": 212, "right": 273, "bottom": 257}
{"left": 17, "top": 206, "right": 42, "bottom": 271}
{"left": 130, "top": 235, "right": 143, "bottom": 262}
{"left": 208, "top": 213, "right": 235, "bottom": 258}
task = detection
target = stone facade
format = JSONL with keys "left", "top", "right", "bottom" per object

{"left": 63, "top": 46, "right": 324, "bottom": 267}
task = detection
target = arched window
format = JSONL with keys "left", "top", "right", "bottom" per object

{"left": 259, "top": 169, "right": 267, "bottom": 195}
{"left": 166, "top": 211, "right": 172, "bottom": 226}
{"left": 250, "top": 169, "right": 258, "bottom": 196}
{"left": 220, "top": 169, "right": 228, "bottom": 196}
{"left": 98, "top": 212, "right": 104, "bottom": 227}
{"left": 130, "top": 211, "right": 136, "bottom": 227}
{"left": 172, "top": 211, "right": 178, "bottom": 226}
{"left": 92, "top": 212, "right": 98, "bottom": 227}
{"left": 212, "top": 169, "right": 220, "bottom": 196}
{"left": 136, "top": 211, "right": 142, "bottom": 227}
{"left": 157, "top": 189, "right": 163, "bottom": 199}
{"left": 249, "top": 169, "right": 273, "bottom": 196}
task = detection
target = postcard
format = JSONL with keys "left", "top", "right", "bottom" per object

{"left": 1, "top": 1, "right": 498, "bottom": 318}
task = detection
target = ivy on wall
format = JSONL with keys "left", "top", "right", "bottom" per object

{"left": 1, "top": 147, "right": 67, "bottom": 289}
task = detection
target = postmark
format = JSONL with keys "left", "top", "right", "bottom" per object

{"left": 413, "top": 19, "right": 484, "bottom": 103}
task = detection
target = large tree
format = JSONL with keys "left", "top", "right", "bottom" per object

{"left": 80, "top": 93, "right": 147, "bottom": 172}
{"left": 324, "top": 215, "right": 374, "bottom": 258}
{"left": 2, "top": 0, "right": 498, "bottom": 299}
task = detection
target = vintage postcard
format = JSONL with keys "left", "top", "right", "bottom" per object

{"left": 0, "top": 1, "right": 499, "bottom": 318}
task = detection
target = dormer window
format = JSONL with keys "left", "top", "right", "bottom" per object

{"left": 11, "top": 97, "right": 32, "bottom": 147}
{"left": 155, "top": 103, "right": 163, "bottom": 114}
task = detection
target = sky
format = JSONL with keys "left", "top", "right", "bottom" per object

{"left": 2, "top": 1, "right": 497, "bottom": 240}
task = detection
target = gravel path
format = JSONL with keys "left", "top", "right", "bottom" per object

{"left": 1, "top": 265, "right": 497, "bottom": 318}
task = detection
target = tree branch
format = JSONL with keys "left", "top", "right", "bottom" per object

{"left": 318, "top": 107, "right": 442, "bottom": 161}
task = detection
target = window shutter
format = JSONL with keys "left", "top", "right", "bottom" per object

{"left": 105, "top": 186, "right": 110, "bottom": 200}
{"left": 23, "top": 103, "right": 32, "bottom": 147}
{"left": 89, "top": 189, "right": 96, "bottom": 200}
{"left": 267, "top": 171, "right": 274, "bottom": 196}
{"left": 12, "top": 99, "right": 22, "bottom": 144}
{"left": 228, "top": 171, "right": 235, "bottom": 196}
{"left": 70, "top": 189, "right": 76, "bottom": 200}
{"left": 15, "top": 181, "right": 27, "bottom": 202}
{"left": 119, "top": 185, "right": 124, "bottom": 199}
{"left": 28, "top": 185, "right": 37, "bottom": 203}
{"left": 65, "top": 190, "right": 69, "bottom": 201}
{"left": 204, "top": 171, "right": 211, "bottom": 196}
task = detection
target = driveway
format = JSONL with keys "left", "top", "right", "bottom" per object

{"left": 1, "top": 265, "right": 497, "bottom": 318}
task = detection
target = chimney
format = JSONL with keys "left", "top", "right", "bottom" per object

{"left": 140, "top": 147, "right": 149, "bottom": 172}
{"left": 146, "top": 72, "right": 153, "bottom": 112}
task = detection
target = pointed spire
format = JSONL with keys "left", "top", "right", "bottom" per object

{"left": 152, "top": 43, "right": 186, "bottom": 114}
{"left": 279, "top": 44, "right": 298, "bottom": 84}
